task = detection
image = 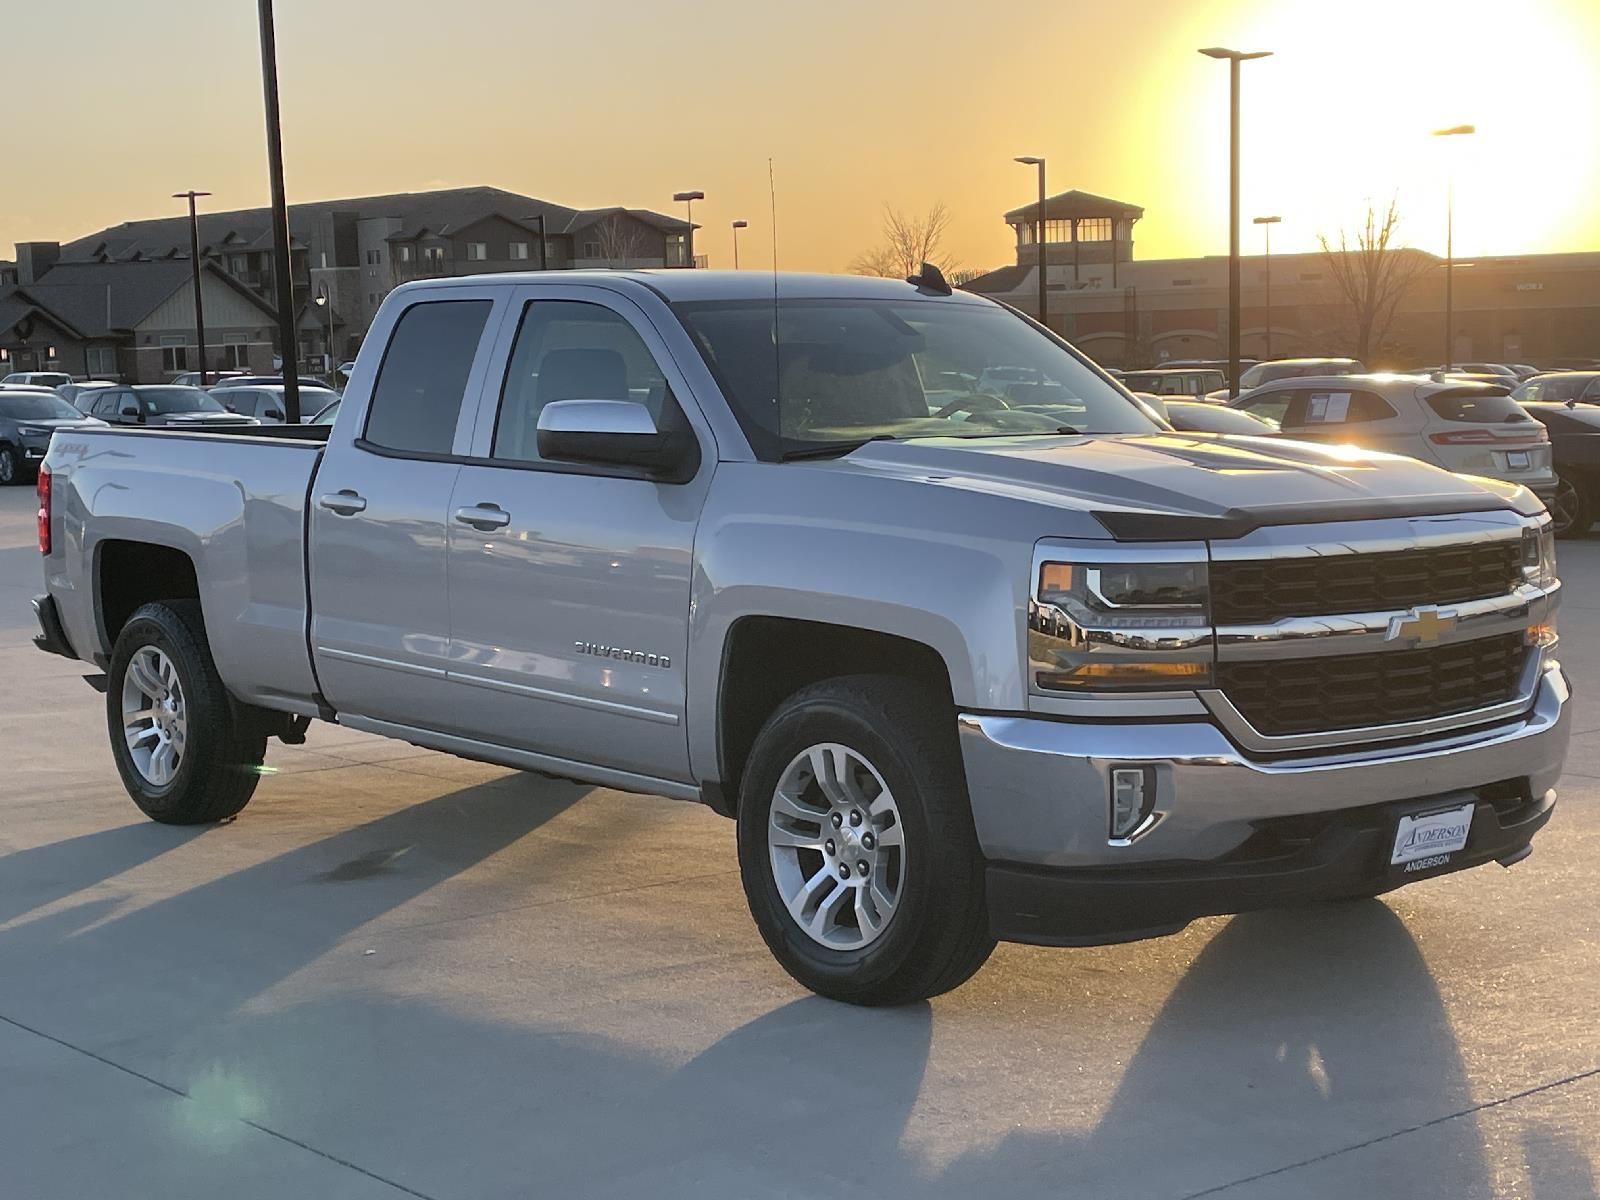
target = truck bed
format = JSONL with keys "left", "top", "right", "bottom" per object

{"left": 44, "top": 424, "right": 327, "bottom": 715}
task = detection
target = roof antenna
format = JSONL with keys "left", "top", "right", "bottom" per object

{"left": 907, "top": 261, "right": 952, "bottom": 296}
{"left": 770, "top": 157, "right": 782, "bottom": 436}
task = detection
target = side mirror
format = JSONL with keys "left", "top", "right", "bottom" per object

{"left": 536, "top": 399, "right": 697, "bottom": 481}
{"left": 265, "top": 409, "right": 284, "bottom": 422}
{"left": 119, "top": 405, "right": 142, "bottom": 423}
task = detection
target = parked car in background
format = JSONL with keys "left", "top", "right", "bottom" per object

{"left": 0, "top": 389, "right": 105, "bottom": 484}
{"left": 1507, "top": 364, "right": 1543, "bottom": 381}
{"left": 310, "top": 397, "right": 341, "bottom": 425}
{"left": 203, "top": 374, "right": 283, "bottom": 390}
{"left": 1164, "top": 357, "right": 1258, "bottom": 386}
{"left": 1, "top": 371, "right": 74, "bottom": 390}
{"left": 1514, "top": 372, "right": 1600, "bottom": 405}
{"left": 1414, "top": 362, "right": 1519, "bottom": 381}
{"left": 1120, "top": 367, "right": 1228, "bottom": 398}
{"left": 1164, "top": 400, "right": 1278, "bottom": 436}
{"left": 81, "top": 385, "right": 258, "bottom": 428}
{"left": 171, "top": 371, "right": 247, "bottom": 388}
{"left": 1237, "top": 358, "right": 1365, "bottom": 390}
{"left": 57, "top": 380, "right": 116, "bottom": 410}
{"left": 214, "top": 383, "right": 340, "bottom": 423}
{"left": 1520, "top": 400, "right": 1600, "bottom": 537}
{"left": 1231, "top": 374, "right": 1556, "bottom": 500}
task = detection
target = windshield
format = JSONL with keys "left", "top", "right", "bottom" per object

{"left": 138, "top": 387, "right": 225, "bottom": 414}
{"left": 0, "top": 394, "right": 80, "bottom": 420}
{"left": 675, "top": 298, "right": 1157, "bottom": 457}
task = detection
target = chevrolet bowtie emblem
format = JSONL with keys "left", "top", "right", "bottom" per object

{"left": 1385, "top": 606, "right": 1459, "bottom": 646}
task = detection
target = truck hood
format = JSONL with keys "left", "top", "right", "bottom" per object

{"left": 834, "top": 432, "right": 1536, "bottom": 539}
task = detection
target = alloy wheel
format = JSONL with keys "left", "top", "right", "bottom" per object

{"left": 121, "top": 646, "right": 187, "bottom": 786}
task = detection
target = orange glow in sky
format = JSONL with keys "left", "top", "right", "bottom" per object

{"left": 2, "top": 0, "right": 1596, "bottom": 274}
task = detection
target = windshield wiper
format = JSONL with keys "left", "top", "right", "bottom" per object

{"left": 779, "top": 434, "right": 897, "bottom": 461}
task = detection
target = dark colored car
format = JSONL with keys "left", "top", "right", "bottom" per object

{"left": 0, "top": 390, "right": 105, "bottom": 484}
{"left": 1521, "top": 398, "right": 1600, "bottom": 537}
{"left": 82, "top": 385, "right": 257, "bottom": 428}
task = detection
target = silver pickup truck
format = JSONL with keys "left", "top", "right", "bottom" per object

{"left": 33, "top": 269, "right": 1570, "bottom": 1005}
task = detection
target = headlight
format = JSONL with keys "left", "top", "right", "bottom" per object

{"left": 1521, "top": 523, "right": 1557, "bottom": 589}
{"left": 17, "top": 425, "right": 47, "bottom": 436}
{"left": 1029, "top": 556, "right": 1212, "bottom": 692}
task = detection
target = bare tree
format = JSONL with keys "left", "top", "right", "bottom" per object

{"left": 849, "top": 202, "right": 959, "bottom": 279}
{"left": 595, "top": 214, "right": 649, "bottom": 268}
{"left": 1318, "top": 199, "right": 1430, "bottom": 361}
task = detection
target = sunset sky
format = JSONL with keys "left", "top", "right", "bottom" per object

{"left": 3, "top": 0, "right": 1596, "bottom": 274}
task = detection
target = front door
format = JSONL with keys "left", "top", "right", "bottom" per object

{"left": 445, "top": 286, "right": 713, "bottom": 782}
{"left": 308, "top": 290, "right": 502, "bottom": 729}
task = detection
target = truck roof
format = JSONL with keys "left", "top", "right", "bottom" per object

{"left": 395, "top": 268, "right": 992, "bottom": 305}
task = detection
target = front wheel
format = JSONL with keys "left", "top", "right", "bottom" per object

{"left": 1549, "top": 471, "right": 1593, "bottom": 539}
{"left": 107, "top": 600, "right": 267, "bottom": 824}
{"left": 736, "top": 675, "right": 995, "bottom": 1005}
{"left": 0, "top": 445, "right": 19, "bottom": 486}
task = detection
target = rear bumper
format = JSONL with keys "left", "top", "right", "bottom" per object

{"left": 32, "top": 593, "right": 77, "bottom": 660}
{"left": 958, "top": 660, "right": 1571, "bottom": 944}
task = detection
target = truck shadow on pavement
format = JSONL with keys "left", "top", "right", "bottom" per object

{"left": 2, "top": 781, "right": 1584, "bottom": 1200}
{"left": 0, "top": 822, "right": 205, "bottom": 926}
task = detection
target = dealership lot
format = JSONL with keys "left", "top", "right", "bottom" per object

{"left": 2, "top": 482, "right": 1597, "bottom": 1200}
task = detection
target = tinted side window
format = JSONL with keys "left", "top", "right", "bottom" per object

{"left": 1298, "top": 389, "right": 1397, "bottom": 425}
{"left": 364, "top": 300, "right": 492, "bottom": 454}
{"left": 491, "top": 301, "right": 672, "bottom": 464}
{"left": 1239, "top": 388, "right": 1292, "bottom": 427}
{"left": 1426, "top": 390, "right": 1529, "bottom": 424}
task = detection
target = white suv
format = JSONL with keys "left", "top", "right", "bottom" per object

{"left": 1232, "top": 374, "right": 1557, "bottom": 502}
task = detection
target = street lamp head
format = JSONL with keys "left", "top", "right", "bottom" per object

{"left": 1252, "top": 215, "right": 1282, "bottom": 225}
{"left": 1432, "top": 124, "right": 1476, "bottom": 137}
{"left": 1014, "top": 156, "right": 1043, "bottom": 166}
{"left": 1199, "top": 47, "right": 1272, "bottom": 60}
{"left": 731, "top": 219, "right": 748, "bottom": 229}
{"left": 171, "top": 190, "right": 213, "bottom": 200}
{"left": 672, "top": 190, "right": 705, "bottom": 203}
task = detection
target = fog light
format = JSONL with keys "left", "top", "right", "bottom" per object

{"left": 1109, "top": 765, "right": 1157, "bottom": 841}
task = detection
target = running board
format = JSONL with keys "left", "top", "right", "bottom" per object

{"left": 337, "top": 715, "right": 701, "bottom": 803}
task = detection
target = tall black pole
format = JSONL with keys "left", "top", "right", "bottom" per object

{"left": 176, "top": 191, "right": 209, "bottom": 385}
{"left": 257, "top": 0, "right": 301, "bottom": 423}
{"left": 1228, "top": 57, "right": 1241, "bottom": 399}
{"left": 1263, "top": 221, "right": 1272, "bottom": 360}
{"left": 1443, "top": 175, "right": 1454, "bottom": 368}
{"left": 1036, "top": 162, "right": 1047, "bottom": 330}
{"left": 537, "top": 213, "right": 548, "bottom": 270}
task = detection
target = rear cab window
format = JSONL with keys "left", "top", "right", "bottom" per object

{"left": 363, "top": 299, "right": 493, "bottom": 454}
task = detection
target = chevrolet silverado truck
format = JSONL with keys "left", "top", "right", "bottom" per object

{"left": 32, "top": 269, "right": 1570, "bottom": 1005}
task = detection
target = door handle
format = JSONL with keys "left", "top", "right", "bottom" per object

{"left": 317, "top": 490, "right": 367, "bottom": 516}
{"left": 454, "top": 504, "right": 511, "bottom": 530}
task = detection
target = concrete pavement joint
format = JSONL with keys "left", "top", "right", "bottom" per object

{"left": 0, "top": 1011, "right": 441, "bottom": 1200}
{"left": 1180, "top": 1064, "right": 1600, "bottom": 1198}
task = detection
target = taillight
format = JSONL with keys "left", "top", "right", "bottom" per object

{"left": 1429, "top": 426, "right": 1548, "bottom": 446}
{"left": 36, "top": 465, "right": 50, "bottom": 555}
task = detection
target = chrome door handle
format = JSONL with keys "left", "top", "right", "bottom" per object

{"left": 454, "top": 504, "right": 511, "bottom": 530}
{"left": 317, "top": 490, "right": 367, "bottom": 516}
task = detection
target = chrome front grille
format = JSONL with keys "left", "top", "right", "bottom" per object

{"left": 1210, "top": 540, "right": 1522, "bottom": 625}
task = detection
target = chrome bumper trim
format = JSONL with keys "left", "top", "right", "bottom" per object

{"left": 957, "top": 661, "right": 1569, "bottom": 869}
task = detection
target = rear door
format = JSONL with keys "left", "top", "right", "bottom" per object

{"left": 308, "top": 286, "right": 503, "bottom": 729}
{"left": 443, "top": 284, "right": 714, "bottom": 781}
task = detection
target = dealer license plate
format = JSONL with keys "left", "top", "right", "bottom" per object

{"left": 1391, "top": 801, "right": 1475, "bottom": 867}
{"left": 1506, "top": 450, "right": 1531, "bottom": 470}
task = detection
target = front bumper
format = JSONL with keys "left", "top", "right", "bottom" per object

{"left": 958, "top": 660, "right": 1571, "bottom": 945}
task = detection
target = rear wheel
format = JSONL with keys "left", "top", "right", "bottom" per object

{"left": 0, "top": 445, "right": 19, "bottom": 486}
{"left": 107, "top": 600, "right": 267, "bottom": 824}
{"left": 1549, "top": 471, "right": 1593, "bottom": 539}
{"left": 736, "top": 675, "right": 995, "bottom": 1005}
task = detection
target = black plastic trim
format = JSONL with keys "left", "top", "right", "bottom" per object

{"left": 31, "top": 593, "right": 76, "bottom": 660}
{"left": 1092, "top": 492, "right": 1515, "bottom": 541}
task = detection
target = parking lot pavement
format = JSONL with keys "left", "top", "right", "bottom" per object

{"left": 2, "top": 482, "right": 1597, "bottom": 1200}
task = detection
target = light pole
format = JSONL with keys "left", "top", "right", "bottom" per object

{"left": 314, "top": 284, "right": 335, "bottom": 386}
{"left": 173, "top": 190, "right": 211, "bottom": 384}
{"left": 522, "top": 213, "right": 551, "bottom": 269}
{"left": 1252, "top": 215, "right": 1281, "bottom": 359}
{"left": 672, "top": 190, "right": 704, "bottom": 267}
{"left": 255, "top": 0, "right": 301, "bottom": 422}
{"left": 1014, "top": 157, "right": 1047, "bottom": 329}
{"left": 1433, "top": 124, "right": 1475, "bottom": 368}
{"left": 1200, "top": 46, "right": 1272, "bottom": 398}
{"left": 731, "top": 219, "right": 748, "bottom": 269}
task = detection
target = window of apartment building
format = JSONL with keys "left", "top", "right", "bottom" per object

{"left": 86, "top": 346, "right": 116, "bottom": 375}
{"left": 423, "top": 246, "right": 445, "bottom": 269}
{"left": 467, "top": 242, "right": 488, "bottom": 261}
{"left": 397, "top": 245, "right": 412, "bottom": 262}
{"left": 222, "top": 343, "right": 250, "bottom": 369}
{"left": 509, "top": 242, "right": 529, "bottom": 260}
{"left": 368, "top": 292, "right": 378, "bottom": 306}
{"left": 230, "top": 255, "right": 248, "bottom": 274}
{"left": 160, "top": 335, "right": 188, "bottom": 372}
{"left": 583, "top": 241, "right": 601, "bottom": 259}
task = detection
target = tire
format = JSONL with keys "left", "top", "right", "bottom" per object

{"left": 736, "top": 675, "right": 995, "bottom": 1006}
{"left": 0, "top": 445, "right": 18, "bottom": 486}
{"left": 1549, "top": 471, "right": 1594, "bottom": 539}
{"left": 106, "top": 600, "right": 267, "bottom": 824}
